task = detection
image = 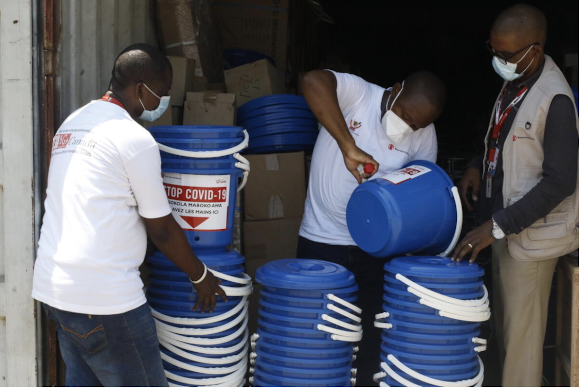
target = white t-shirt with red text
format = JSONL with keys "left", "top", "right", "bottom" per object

{"left": 32, "top": 100, "right": 171, "bottom": 315}
{"left": 299, "top": 71, "right": 438, "bottom": 246}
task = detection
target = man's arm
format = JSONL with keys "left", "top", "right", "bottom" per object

{"left": 144, "top": 215, "right": 227, "bottom": 313}
{"left": 302, "top": 70, "right": 379, "bottom": 183}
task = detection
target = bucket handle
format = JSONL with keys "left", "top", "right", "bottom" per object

{"left": 156, "top": 130, "right": 251, "bottom": 192}
{"left": 438, "top": 186, "right": 463, "bottom": 257}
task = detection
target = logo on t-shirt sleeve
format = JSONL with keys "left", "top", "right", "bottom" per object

{"left": 348, "top": 120, "right": 362, "bottom": 131}
{"left": 52, "top": 134, "right": 72, "bottom": 150}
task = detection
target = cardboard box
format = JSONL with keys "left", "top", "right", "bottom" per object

{"left": 244, "top": 217, "right": 302, "bottom": 279}
{"left": 168, "top": 57, "right": 196, "bottom": 106}
{"left": 183, "top": 92, "right": 236, "bottom": 126}
{"left": 157, "top": 0, "right": 224, "bottom": 83}
{"left": 193, "top": 77, "right": 227, "bottom": 93}
{"left": 142, "top": 106, "right": 183, "bottom": 128}
{"left": 212, "top": 0, "right": 289, "bottom": 72}
{"left": 224, "top": 59, "right": 286, "bottom": 106}
{"left": 244, "top": 152, "right": 306, "bottom": 221}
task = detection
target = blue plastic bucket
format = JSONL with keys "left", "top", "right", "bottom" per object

{"left": 238, "top": 95, "right": 309, "bottom": 117}
{"left": 346, "top": 160, "right": 459, "bottom": 258}
{"left": 147, "top": 126, "right": 245, "bottom": 253}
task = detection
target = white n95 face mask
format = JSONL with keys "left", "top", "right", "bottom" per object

{"left": 381, "top": 82, "right": 412, "bottom": 144}
{"left": 139, "top": 83, "right": 170, "bottom": 122}
{"left": 492, "top": 45, "right": 535, "bottom": 81}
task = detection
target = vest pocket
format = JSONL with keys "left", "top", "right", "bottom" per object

{"left": 522, "top": 220, "right": 568, "bottom": 249}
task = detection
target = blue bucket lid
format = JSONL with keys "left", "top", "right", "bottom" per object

{"left": 385, "top": 257, "right": 484, "bottom": 279}
{"left": 256, "top": 259, "right": 355, "bottom": 289}
{"left": 248, "top": 124, "right": 318, "bottom": 139}
{"left": 245, "top": 144, "right": 315, "bottom": 155}
{"left": 249, "top": 133, "right": 318, "bottom": 148}
{"left": 240, "top": 115, "right": 317, "bottom": 130}
{"left": 148, "top": 125, "right": 244, "bottom": 139}
{"left": 238, "top": 95, "right": 308, "bottom": 115}
{"left": 239, "top": 106, "right": 315, "bottom": 122}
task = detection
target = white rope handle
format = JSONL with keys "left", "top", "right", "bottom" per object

{"left": 327, "top": 294, "right": 362, "bottom": 314}
{"left": 157, "top": 130, "right": 249, "bottom": 159}
{"left": 157, "top": 329, "right": 249, "bottom": 356}
{"left": 439, "top": 186, "right": 463, "bottom": 257}
{"left": 155, "top": 303, "right": 248, "bottom": 336}
{"left": 234, "top": 153, "right": 250, "bottom": 192}
{"left": 374, "top": 320, "right": 393, "bottom": 329}
{"left": 327, "top": 303, "right": 362, "bottom": 323}
{"left": 156, "top": 314, "right": 248, "bottom": 346}
{"left": 220, "top": 284, "right": 253, "bottom": 297}
{"left": 151, "top": 296, "right": 247, "bottom": 326}
{"left": 385, "top": 354, "right": 485, "bottom": 387}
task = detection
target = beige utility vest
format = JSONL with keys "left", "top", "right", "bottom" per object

{"left": 483, "top": 55, "right": 579, "bottom": 261}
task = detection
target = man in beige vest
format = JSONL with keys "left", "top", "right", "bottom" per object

{"left": 451, "top": 4, "right": 579, "bottom": 387}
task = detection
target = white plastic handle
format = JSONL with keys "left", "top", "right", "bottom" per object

{"left": 160, "top": 349, "right": 248, "bottom": 375}
{"left": 157, "top": 329, "right": 248, "bottom": 356}
{"left": 384, "top": 354, "right": 485, "bottom": 387}
{"left": 157, "top": 130, "right": 249, "bottom": 159}
{"left": 155, "top": 303, "right": 248, "bottom": 336}
{"left": 317, "top": 324, "right": 363, "bottom": 342}
{"left": 159, "top": 337, "right": 249, "bottom": 366}
{"left": 209, "top": 270, "right": 252, "bottom": 285}
{"left": 327, "top": 303, "right": 362, "bottom": 323}
{"left": 374, "top": 320, "right": 393, "bottom": 329}
{"left": 327, "top": 294, "right": 362, "bottom": 315}
{"left": 321, "top": 314, "right": 362, "bottom": 332}
{"left": 155, "top": 313, "right": 248, "bottom": 346}
{"left": 151, "top": 296, "right": 247, "bottom": 326}
{"left": 439, "top": 186, "right": 463, "bottom": 257}
{"left": 165, "top": 363, "right": 247, "bottom": 386}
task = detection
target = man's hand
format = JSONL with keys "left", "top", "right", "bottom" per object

{"left": 342, "top": 143, "right": 379, "bottom": 184}
{"left": 192, "top": 271, "right": 228, "bottom": 313}
{"left": 451, "top": 220, "right": 496, "bottom": 263}
{"left": 459, "top": 167, "right": 482, "bottom": 212}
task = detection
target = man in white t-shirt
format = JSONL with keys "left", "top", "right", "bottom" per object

{"left": 32, "top": 44, "right": 225, "bottom": 386}
{"left": 297, "top": 70, "right": 446, "bottom": 384}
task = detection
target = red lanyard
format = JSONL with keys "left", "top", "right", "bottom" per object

{"left": 487, "top": 85, "right": 528, "bottom": 165}
{"left": 100, "top": 94, "right": 125, "bottom": 110}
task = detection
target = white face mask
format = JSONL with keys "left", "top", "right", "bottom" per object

{"left": 492, "top": 45, "right": 535, "bottom": 81}
{"left": 381, "top": 82, "right": 412, "bottom": 144}
{"left": 139, "top": 83, "right": 170, "bottom": 122}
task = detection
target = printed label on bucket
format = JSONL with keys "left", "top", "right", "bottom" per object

{"left": 382, "top": 165, "right": 431, "bottom": 185}
{"left": 163, "top": 174, "right": 230, "bottom": 231}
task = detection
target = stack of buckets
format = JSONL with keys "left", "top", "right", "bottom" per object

{"left": 237, "top": 95, "right": 319, "bottom": 154}
{"left": 345, "top": 160, "right": 490, "bottom": 386}
{"left": 374, "top": 257, "right": 489, "bottom": 387}
{"left": 146, "top": 125, "right": 252, "bottom": 387}
{"left": 250, "top": 259, "right": 363, "bottom": 387}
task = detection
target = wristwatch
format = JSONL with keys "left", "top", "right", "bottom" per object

{"left": 492, "top": 218, "right": 506, "bottom": 240}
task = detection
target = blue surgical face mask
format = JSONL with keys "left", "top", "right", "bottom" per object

{"left": 139, "top": 83, "right": 170, "bottom": 122}
{"left": 492, "top": 45, "right": 535, "bottom": 81}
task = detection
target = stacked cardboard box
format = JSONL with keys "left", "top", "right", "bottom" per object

{"left": 243, "top": 152, "right": 307, "bottom": 279}
{"left": 224, "top": 59, "right": 286, "bottom": 106}
{"left": 212, "top": 0, "right": 289, "bottom": 73}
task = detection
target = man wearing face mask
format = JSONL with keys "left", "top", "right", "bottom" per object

{"left": 297, "top": 69, "right": 446, "bottom": 385}
{"left": 451, "top": 5, "right": 578, "bottom": 386}
{"left": 32, "top": 44, "right": 226, "bottom": 386}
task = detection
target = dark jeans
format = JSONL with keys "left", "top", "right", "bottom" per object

{"left": 43, "top": 302, "right": 168, "bottom": 387}
{"left": 297, "top": 236, "right": 387, "bottom": 387}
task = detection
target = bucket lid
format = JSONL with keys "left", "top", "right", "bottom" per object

{"left": 249, "top": 133, "right": 318, "bottom": 148}
{"left": 255, "top": 259, "right": 355, "bottom": 289}
{"left": 238, "top": 95, "right": 308, "bottom": 116}
{"left": 238, "top": 105, "right": 315, "bottom": 122}
{"left": 385, "top": 257, "right": 484, "bottom": 279}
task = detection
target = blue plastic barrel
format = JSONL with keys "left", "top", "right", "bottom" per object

{"left": 147, "top": 125, "right": 245, "bottom": 253}
{"left": 375, "top": 257, "right": 486, "bottom": 387}
{"left": 346, "top": 160, "right": 459, "bottom": 258}
{"left": 252, "top": 259, "right": 360, "bottom": 386}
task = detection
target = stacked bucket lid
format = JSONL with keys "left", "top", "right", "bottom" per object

{"left": 373, "top": 257, "right": 490, "bottom": 387}
{"left": 250, "top": 259, "right": 363, "bottom": 387}
{"left": 237, "top": 95, "right": 319, "bottom": 154}
{"left": 146, "top": 125, "right": 252, "bottom": 386}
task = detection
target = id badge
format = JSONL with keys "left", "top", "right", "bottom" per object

{"left": 486, "top": 172, "right": 493, "bottom": 198}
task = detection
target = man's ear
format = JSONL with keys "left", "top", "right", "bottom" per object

{"left": 389, "top": 82, "right": 403, "bottom": 108}
{"left": 135, "top": 83, "right": 144, "bottom": 99}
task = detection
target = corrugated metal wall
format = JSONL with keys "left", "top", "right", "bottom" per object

{"left": 57, "top": 0, "right": 158, "bottom": 121}
{"left": 0, "top": 0, "right": 37, "bottom": 386}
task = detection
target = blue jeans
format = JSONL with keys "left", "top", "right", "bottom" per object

{"left": 43, "top": 302, "right": 168, "bottom": 387}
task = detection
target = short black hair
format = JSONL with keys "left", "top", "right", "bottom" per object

{"left": 110, "top": 43, "right": 172, "bottom": 90}
{"left": 492, "top": 4, "right": 547, "bottom": 47}
{"left": 402, "top": 70, "right": 447, "bottom": 113}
